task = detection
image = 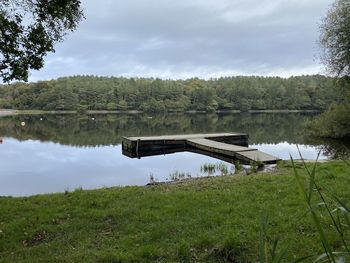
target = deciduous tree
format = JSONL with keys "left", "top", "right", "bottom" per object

{"left": 320, "top": 0, "right": 350, "bottom": 77}
{"left": 0, "top": 0, "right": 84, "bottom": 82}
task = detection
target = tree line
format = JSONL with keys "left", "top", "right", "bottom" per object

{"left": 0, "top": 75, "right": 343, "bottom": 112}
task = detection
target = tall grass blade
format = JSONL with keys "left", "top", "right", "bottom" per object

{"left": 258, "top": 214, "right": 269, "bottom": 263}
{"left": 314, "top": 252, "right": 349, "bottom": 262}
{"left": 290, "top": 255, "right": 313, "bottom": 263}
{"left": 271, "top": 244, "right": 289, "bottom": 263}
{"left": 312, "top": 211, "right": 336, "bottom": 262}
{"left": 332, "top": 195, "right": 350, "bottom": 213}
{"left": 291, "top": 156, "right": 308, "bottom": 202}
{"left": 291, "top": 150, "right": 337, "bottom": 262}
{"left": 271, "top": 238, "right": 279, "bottom": 259}
{"left": 258, "top": 214, "right": 289, "bottom": 263}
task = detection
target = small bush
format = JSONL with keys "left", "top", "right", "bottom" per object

{"left": 305, "top": 103, "right": 350, "bottom": 139}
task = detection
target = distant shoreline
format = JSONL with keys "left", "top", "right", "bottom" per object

{"left": 0, "top": 109, "right": 16, "bottom": 116}
{"left": 0, "top": 109, "right": 321, "bottom": 116}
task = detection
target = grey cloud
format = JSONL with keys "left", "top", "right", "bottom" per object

{"left": 29, "top": 0, "right": 333, "bottom": 81}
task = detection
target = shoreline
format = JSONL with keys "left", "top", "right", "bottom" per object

{"left": 0, "top": 109, "right": 16, "bottom": 116}
{"left": 0, "top": 160, "right": 329, "bottom": 198}
{"left": 0, "top": 109, "right": 322, "bottom": 116}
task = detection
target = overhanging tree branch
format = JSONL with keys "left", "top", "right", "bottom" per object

{"left": 0, "top": 0, "right": 84, "bottom": 82}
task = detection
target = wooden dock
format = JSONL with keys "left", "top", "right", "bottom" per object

{"left": 186, "top": 138, "right": 279, "bottom": 164}
{"left": 122, "top": 133, "right": 280, "bottom": 164}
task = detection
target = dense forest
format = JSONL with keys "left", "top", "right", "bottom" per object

{"left": 0, "top": 75, "right": 343, "bottom": 112}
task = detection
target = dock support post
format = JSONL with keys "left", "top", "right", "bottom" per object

{"left": 136, "top": 139, "right": 140, "bottom": 159}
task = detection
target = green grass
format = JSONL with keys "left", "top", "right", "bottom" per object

{"left": 0, "top": 161, "right": 349, "bottom": 262}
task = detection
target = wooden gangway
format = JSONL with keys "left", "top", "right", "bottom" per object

{"left": 186, "top": 138, "right": 279, "bottom": 164}
{"left": 122, "top": 133, "right": 280, "bottom": 164}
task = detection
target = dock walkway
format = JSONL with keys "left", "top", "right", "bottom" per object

{"left": 187, "top": 138, "right": 278, "bottom": 164}
{"left": 122, "top": 133, "right": 280, "bottom": 164}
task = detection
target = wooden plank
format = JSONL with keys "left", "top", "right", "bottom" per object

{"left": 187, "top": 148, "right": 240, "bottom": 164}
{"left": 186, "top": 138, "right": 280, "bottom": 163}
{"left": 236, "top": 150, "right": 280, "bottom": 164}
{"left": 187, "top": 138, "right": 256, "bottom": 153}
{"left": 124, "top": 133, "right": 246, "bottom": 142}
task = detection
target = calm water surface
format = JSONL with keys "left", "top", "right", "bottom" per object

{"left": 0, "top": 113, "right": 347, "bottom": 196}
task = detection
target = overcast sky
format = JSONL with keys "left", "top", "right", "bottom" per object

{"left": 29, "top": 0, "right": 333, "bottom": 81}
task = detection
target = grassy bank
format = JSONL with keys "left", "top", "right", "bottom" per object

{"left": 0, "top": 161, "right": 349, "bottom": 262}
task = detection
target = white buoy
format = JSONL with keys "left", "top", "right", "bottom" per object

{"left": 21, "top": 121, "right": 25, "bottom": 126}
{"left": 91, "top": 117, "right": 95, "bottom": 120}
{"left": 40, "top": 118, "right": 43, "bottom": 121}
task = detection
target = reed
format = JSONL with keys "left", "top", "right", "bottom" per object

{"left": 291, "top": 148, "right": 349, "bottom": 262}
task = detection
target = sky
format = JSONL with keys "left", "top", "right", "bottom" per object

{"left": 29, "top": 0, "right": 333, "bottom": 81}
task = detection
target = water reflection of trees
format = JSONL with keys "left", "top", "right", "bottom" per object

{"left": 0, "top": 112, "right": 334, "bottom": 148}
{"left": 304, "top": 137, "right": 350, "bottom": 160}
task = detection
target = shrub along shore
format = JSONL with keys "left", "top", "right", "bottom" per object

{"left": 0, "top": 161, "right": 349, "bottom": 262}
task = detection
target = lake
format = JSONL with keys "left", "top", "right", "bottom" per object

{"left": 0, "top": 112, "right": 347, "bottom": 196}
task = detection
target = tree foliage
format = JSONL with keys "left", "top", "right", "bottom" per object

{"left": 307, "top": 0, "right": 350, "bottom": 140}
{"left": 0, "top": 75, "right": 343, "bottom": 112}
{"left": 306, "top": 103, "right": 350, "bottom": 139}
{"left": 320, "top": 0, "right": 350, "bottom": 77}
{"left": 0, "top": 0, "right": 84, "bottom": 82}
